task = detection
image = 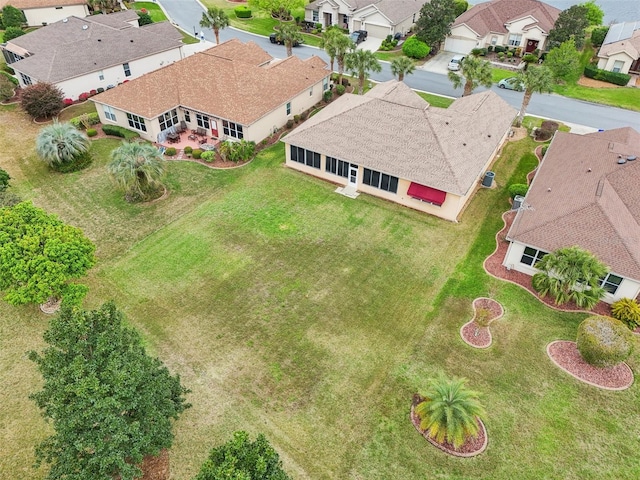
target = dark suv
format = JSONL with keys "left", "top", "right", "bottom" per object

{"left": 349, "top": 30, "right": 368, "bottom": 45}
{"left": 269, "top": 33, "right": 301, "bottom": 47}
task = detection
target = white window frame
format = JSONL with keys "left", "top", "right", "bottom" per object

{"left": 20, "top": 73, "right": 33, "bottom": 86}
{"left": 103, "top": 105, "right": 117, "bottom": 122}
{"left": 286, "top": 102, "right": 291, "bottom": 115}
{"left": 600, "top": 273, "right": 623, "bottom": 295}
{"left": 196, "top": 113, "right": 210, "bottom": 129}
{"left": 123, "top": 62, "right": 131, "bottom": 77}
{"left": 312, "top": 10, "right": 319, "bottom": 22}
{"left": 126, "top": 113, "right": 147, "bottom": 132}
{"left": 520, "top": 246, "right": 547, "bottom": 266}
{"left": 98, "top": 70, "right": 104, "bottom": 81}
{"left": 508, "top": 33, "right": 522, "bottom": 47}
{"left": 323, "top": 77, "right": 329, "bottom": 91}
{"left": 491, "top": 36, "right": 498, "bottom": 46}
{"left": 158, "top": 108, "right": 179, "bottom": 131}
{"left": 223, "top": 120, "right": 243, "bottom": 139}
{"left": 612, "top": 60, "right": 624, "bottom": 73}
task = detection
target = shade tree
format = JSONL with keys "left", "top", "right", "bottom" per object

{"left": 414, "top": 0, "right": 457, "bottom": 53}
{"left": 547, "top": 5, "right": 590, "bottom": 49}
{"left": 20, "top": 82, "right": 65, "bottom": 119}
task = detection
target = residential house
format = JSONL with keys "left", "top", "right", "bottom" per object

{"left": 2, "top": 0, "right": 89, "bottom": 27}
{"left": 305, "top": 0, "right": 427, "bottom": 38}
{"left": 597, "top": 21, "right": 640, "bottom": 75}
{"left": 444, "top": 0, "right": 560, "bottom": 54}
{"left": 283, "top": 81, "right": 516, "bottom": 222}
{"left": 91, "top": 39, "right": 330, "bottom": 144}
{"left": 1, "top": 11, "right": 185, "bottom": 100}
{"left": 503, "top": 128, "right": 640, "bottom": 303}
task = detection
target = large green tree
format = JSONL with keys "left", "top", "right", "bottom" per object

{"left": 107, "top": 142, "right": 166, "bottom": 202}
{"left": 36, "top": 121, "right": 91, "bottom": 169}
{"left": 29, "top": 302, "right": 190, "bottom": 480}
{"left": 532, "top": 246, "right": 608, "bottom": 309}
{"left": 415, "top": 374, "right": 486, "bottom": 449}
{"left": 414, "top": 0, "right": 457, "bottom": 52}
{"left": 580, "top": 0, "right": 604, "bottom": 26}
{"left": 0, "top": 201, "right": 95, "bottom": 305}
{"left": 547, "top": 5, "right": 590, "bottom": 49}
{"left": 194, "top": 431, "right": 291, "bottom": 480}
{"left": 390, "top": 56, "right": 416, "bottom": 81}
{"left": 515, "top": 65, "right": 553, "bottom": 126}
{"left": 345, "top": 49, "right": 382, "bottom": 94}
{"left": 2, "top": 5, "right": 26, "bottom": 28}
{"left": 278, "top": 21, "right": 303, "bottom": 57}
{"left": 447, "top": 55, "right": 492, "bottom": 96}
{"left": 248, "top": 0, "right": 305, "bottom": 20}
{"left": 544, "top": 39, "right": 582, "bottom": 83}
{"left": 199, "top": 6, "right": 229, "bottom": 45}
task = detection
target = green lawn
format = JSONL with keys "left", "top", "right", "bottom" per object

{"left": 374, "top": 50, "right": 404, "bottom": 62}
{"left": 132, "top": 1, "right": 167, "bottom": 22}
{"left": 492, "top": 67, "right": 517, "bottom": 83}
{"left": 415, "top": 91, "right": 455, "bottom": 108}
{"left": 1, "top": 106, "right": 640, "bottom": 480}
{"left": 551, "top": 83, "right": 640, "bottom": 112}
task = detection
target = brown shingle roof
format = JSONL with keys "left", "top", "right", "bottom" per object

{"left": 284, "top": 81, "right": 516, "bottom": 196}
{"left": 93, "top": 39, "right": 329, "bottom": 125}
{"left": 453, "top": 0, "right": 561, "bottom": 37}
{"left": 9, "top": 0, "right": 84, "bottom": 8}
{"left": 307, "top": 0, "right": 426, "bottom": 24}
{"left": 507, "top": 128, "right": 640, "bottom": 280}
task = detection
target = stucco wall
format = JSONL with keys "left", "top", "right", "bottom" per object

{"left": 597, "top": 52, "right": 633, "bottom": 74}
{"left": 24, "top": 5, "right": 89, "bottom": 27}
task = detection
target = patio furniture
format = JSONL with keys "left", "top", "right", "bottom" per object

{"left": 196, "top": 127, "right": 207, "bottom": 137}
{"left": 167, "top": 133, "right": 180, "bottom": 143}
{"left": 179, "top": 120, "right": 187, "bottom": 132}
{"left": 198, "top": 137, "right": 207, "bottom": 145}
{"left": 188, "top": 133, "right": 197, "bottom": 141}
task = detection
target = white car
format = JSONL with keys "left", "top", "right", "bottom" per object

{"left": 447, "top": 55, "right": 465, "bottom": 71}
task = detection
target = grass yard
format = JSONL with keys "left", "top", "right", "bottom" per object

{"left": 551, "top": 83, "right": 640, "bottom": 112}
{"left": 1, "top": 106, "right": 639, "bottom": 480}
{"left": 415, "top": 91, "right": 455, "bottom": 108}
{"left": 57, "top": 102, "right": 97, "bottom": 122}
{"left": 132, "top": 1, "right": 168, "bottom": 22}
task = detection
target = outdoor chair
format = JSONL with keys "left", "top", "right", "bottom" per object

{"left": 196, "top": 127, "right": 207, "bottom": 137}
{"left": 179, "top": 120, "right": 187, "bottom": 132}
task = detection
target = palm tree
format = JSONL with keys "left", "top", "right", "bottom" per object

{"left": 334, "top": 34, "right": 354, "bottom": 86}
{"left": 345, "top": 49, "right": 382, "bottom": 94}
{"left": 447, "top": 55, "right": 493, "bottom": 96}
{"left": 320, "top": 27, "right": 343, "bottom": 71}
{"left": 277, "top": 22, "right": 303, "bottom": 57}
{"left": 199, "top": 6, "right": 229, "bottom": 44}
{"left": 36, "top": 121, "right": 90, "bottom": 168}
{"left": 415, "top": 374, "right": 486, "bottom": 449}
{"left": 107, "top": 142, "right": 166, "bottom": 202}
{"left": 516, "top": 65, "right": 553, "bottom": 126}
{"left": 532, "top": 246, "right": 608, "bottom": 309}
{"left": 390, "top": 56, "right": 415, "bottom": 82}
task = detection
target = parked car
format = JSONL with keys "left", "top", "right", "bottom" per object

{"left": 349, "top": 30, "right": 368, "bottom": 45}
{"left": 269, "top": 33, "right": 301, "bottom": 47}
{"left": 498, "top": 77, "right": 525, "bottom": 91}
{"left": 447, "top": 55, "right": 465, "bottom": 71}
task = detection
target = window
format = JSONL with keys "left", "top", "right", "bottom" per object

{"left": 223, "top": 120, "right": 243, "bottom": 139}
{"left": 290, "top": 145, "right": 320, "bottom": 169}
{"left": 123, "top": 63, "right": 131, "bottom": 77}
{"left": 103, "top": 105, "right": 117, "bottom": 122}
{"left": 491, "top": 36, "right": 498, "bottom": 46}
{"left": 612, "top": 60, "right": 624, "bottom": 73}
{"left": 508, "top": 34, "right": 522, "bottom": 46}
{"left": 158, "top": 108, "right": 178, "bottom": 131}
{"left": 184, "top": 110, "right": 191, "bottom": 122}
{"left": 600, "top": 273, "right": 623, "bottom": 294}
{"left": 323, "top": 77, "right": 329, "bottom": 91}
{"left": 326, "top": 156, "right": 349, "bottom": 178}
{"left": 286, "top": 102, "right": 291, "bottom": 115}
{"left": 312, "top": 10, "right": 319, "bottom": 22}
{"left": 520, "top": 246, "right": 547, "bottom": 266}
{"left": 126, "top": 113, "right": 147, "bottom": 132}
{"left": 98, "top": 70, "right": 104, "bottom": 81}
{"left": 309, "top": 87, "right": 313, "bottom": 96}
{"left": 196, "top": 113, "right": 210, "bottom": 129}
{"left": 55, "top": 6, "right": 62, "bottom": 8}
{"left": 363, "top": 168, "right": 398, "bottom": 193}
{"left": 7, "top": 51, "right": 24, "bottom": 63}
{"left": 20, "top": 73, "right": 32, "bottom": 85}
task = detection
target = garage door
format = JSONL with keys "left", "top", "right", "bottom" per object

{"left": 364, "top": 23, "right": 390, "bottom": 39}
{"left": 444, "top": 37, "right": 477, "bottom": 54}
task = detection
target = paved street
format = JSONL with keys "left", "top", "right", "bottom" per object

{"left": 158, "top": 0, "right": 640, "bottom": 131}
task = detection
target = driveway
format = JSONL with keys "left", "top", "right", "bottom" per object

{"left": 357, "top": 36, "right": 383, "bottom": 52}
{"left": 419, "top": 51, "right": 455, "bottom": 75}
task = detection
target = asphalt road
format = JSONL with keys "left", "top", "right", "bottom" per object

{"left": 159, "top": 0, "right": 640, "bottom": 132}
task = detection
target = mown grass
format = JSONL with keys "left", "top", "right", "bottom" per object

{"left": 551, "top": 83, "right": 640, "bottom": 112}
{"left": 1, "top": 105, "right": 639, "bottom": 480}
{"left": 58, "top": 102, "right": 97, "bottom": 122}
{"left": 415, "top": 91, "right": 455, "bottom": 108}
{"left": 492, "top": 67, "right": 516, "bottom": 83}
{"left": 132, "top": 1, "right": 167, "bottom": 22}
{"left": 374, "top": 50, "right": 404, "bottom": 62}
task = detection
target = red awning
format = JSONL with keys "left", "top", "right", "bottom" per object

{"left": 407, "top": 182, "right": 447, "bottom": 206}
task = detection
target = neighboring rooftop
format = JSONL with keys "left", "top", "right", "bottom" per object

{"left": 453, "top": 0, "right": 561, "bottom": 36}
{"left": 93, "top": 39, "right": 329, "bottom": 126}
{"left": 6, "top": 0, "right": 85, "bottom": 8}
{"left": 598, "top": 21, "right": 640, "bottom": 59}
{"left": 306, "top": 0, "right": 425, "bottom": 23}
{"left": 284, "top": 80, "right": 516, "bottom": 196}
{"left": 603, "top": 21, "right": 640, "bottom": 45}
{"left": 507, "top": 128, "right": 640, "bottom": 280}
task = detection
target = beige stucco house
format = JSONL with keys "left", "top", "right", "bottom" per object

{"left": 283, "top": 81, "right": 516, "bottom": 222}
{"left": 1, "top": 11, "right": 185, "bottom": 100}
{"left": 305, "top": 0, "right": 427, "bottom": 38}
{"left": 597, "top": 21, "right": 640, "bottom": 75}
{"left": 3, "top": 0, "right": 89, "bottom": 27}
{"left": 444, "top": 0, "right": 560, "bottom": 54}
{"left": 91, "top": 39, "right": 330, "bottom": 145}
{"left": 504, "top": 128, "right": 640, "bottom": 304}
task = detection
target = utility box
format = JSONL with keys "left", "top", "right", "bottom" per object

{"left": 482, "top": 171, "right": 495, "bottom": 188}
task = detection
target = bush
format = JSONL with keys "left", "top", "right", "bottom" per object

{"left": 323, "top": 90, "right": 333, "bottom": 102}
{"left": 0, "top": 74, "right": 15, "bottom": 102}
{"left": 584, "top": 64, "right": 631, "bottom": 86}
{"left": 164, "top": 147, "right": 177, "bottom": 156}
{"left": 1, "top": 71, "right": 18, "bottom": 86}
{"left": 541, "top": 145, "right": 548, "bottom": 157}
{"left": 63, "top": 98, "right": 74, "bottom": 106}
{"left": 335, "top": 84, "right": 346, "bottom": 95}
{"left": 0, "top": 167, "right": 10, "bottom": 190}
{"left": 535, "top": 120, "right": 559, "bottom": 141}
{"left": 3, "top": 26, "right": 25, "bottom": 42}
{"left": 2, "top": 5, "right": 25, "bottom": 28}
{"left": 97, "top": 87, "right": 104, "bottom": 93}
{"left": 191, "top": 149, "right": 202, "bottom": 159}
{"left": 285, "top": 119, "right": 294, "bottom": 128}
{"left": 494, "top": 45, "right": 506, "bottom": 53}
{"left": 234, "top": 6, "right": 251, "bottom": 18}
{"left": 611, "top": 298, "right": 640, "bottom": 330}
{"left": 300, "top": 110, "right": 309, "bottom": 121}
{"left": 487, "top": 45, "right": 494, "bottom": 52}
{"left": 200, "top": 150, "right": 215, "bottom": 162}
{"left": 402, "top": 36, "right": 430, "bottom": 59}
{"left": 20, "top": 82, "right": 64, "bottom": 119}
{"left": 591, "top": 26, "right": 609, "bottom": 47}
{"left": 137, "top": 12, "right": 153, "bottom": 26}
{"left": 508, "top": 183, "right": 528, "bottom": 199}
{"left": 523, "top": 53, "right": 538, "bottom": 64}
{"left": 471, "top": 47, "right": 487, "bottom": 56}
{"left": 101, "top": 124, "right": 139, "bottom": 139}
{"left": 86, "top": 128, "right": 97, "bottom": 137}
{"left": 69, "top": 112, "right": 99, "bottom": 129}
{"left": 497, "top": 52, "right": 505, "bottom": 60}
{"left": 2, "top": 63, "right": 15, "bottom": 75}
{"left": 293, "top": 114, "right": 301, "bottom": 123}
{"left": 379, "top": 35, "right": 398, "bottom": 51}
{"left": 576, "top": 316, "right": 634, "bottom": 368}
{"left": 184, "top": 146, "right": 193, "bottom": 155}
{"left": 51, "top": 150, "right": 93, "bottom": 173}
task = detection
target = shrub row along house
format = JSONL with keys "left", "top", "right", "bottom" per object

{"left": 2, "top": 0, "right": 89, "bottom": 27}
{"left": 597, "top": 21, "right": 640, "bottom": 75}
{"left": 504, "top": 127, "right": 640, "bottom": 303}
{"left": 1, "top": 11, "right": 185, "bottom": 101}
{"left": 444, "top": 0, "right": 560, "bottom": 55}
{"left": 92, "top": 39, "right": 330, "bottom": 144}
{"left": 283, "top": 81, "right": 516, "bottom": 222}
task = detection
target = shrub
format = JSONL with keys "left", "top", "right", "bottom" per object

{"left": 191, "top": 148, "right": 202, "bottom": 159}
{"left": 506, "top": 51, "right": 513, "bottom": 58}
{"left": 471, "top": 47, "right": 486, "bottom": 56}
{"left": 497, "top": 52, "right": 505, "bottom": 60}
{"left": 234, "top": 6, "right": 251, "bottom": 18}
{"left": 184, "top": 146, "right": 193, "bottom": 154}
{"left": 52, "top": 150, "right": 93, "bottom": 173}
{"left": 101, "top": 124, "right": 139, "bottom": 139}
{"left": 300, "top": 110, "right": 309, "bottom": 121}
{"left": 20, "top": 82, "right": 64, "bottom": 119}
{"left": 0, "top": 167, "right": 10, "bottom": 190}
{"left": 523, "top": 53, "right": 538, "bottom": 64}
{"left": 97, "top": 87, "right": 104, "bottom": 93}
{"left": 379, "top": 35, "right": 398, "bottom": 51}
{"left": 164, "top": 147, "right": 177, "bottom": 156}
{"left": 323, "top": 90, "right": 333, "bottom": 102}
{"left": 494, "top": 45, "right": 506, "bottom": 53}
{"left": 0, "top": 74, "right": 15, "bottom": 102}
{"left": 584, "top": 64, "right": 631, "bottom": 86}
{"left": 611, "top": 298, "right": 640, "bottom": 330}
{"left": 89, "top": 89, "right": 97, "bottom": 96}
{"left": 508, "top": 183, "right": 528, "bottom": 199}
{"left": 293, "top": 114, "right": 301, "bottom": 124}
{"left": 285, "top": 119, "right": 294, "bottom": 128}
{"left": 335, "top": 84, "right": 346, "bottom": 95}
{"left": 576, "top": 316, "right": 634, "bottom": 368}
{"left": 137, "top": 12, "right": 153, "bottom": 26}
{"left": 402, "top": 36, "right": 430, "bottom": 59}
{"left": 3, "top": 26, "right": 25, "bottom": 42}
{"left": 2, "top": 5, "right": 25, "bottom": 28}
{"left": 2, "top": 63, "right": 15, "bottom": 75}
{"left": 200, "top": 150, "right": 215, "bottom": 162}
{"left": 63, "top": 98, "right": 74, "bottom": 106}
{"left": 590, "top": 26, "right": 609, "bottom": 47}
{"left": 341, "top": 78, "right": 350, "bottom": 86}
{"left": 78, "top": 92, "right": 89, "bottom": 101}
{"left": 86, "top": 128, "right": 97, "bottom": 137}
{"left": 487, "top": 45, "right": 494, "bottom": 52}
{"left": 541, "top": 145, "right": 548, "bottom": 157}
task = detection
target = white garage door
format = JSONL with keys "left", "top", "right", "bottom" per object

{"left": 364, "top": 23, "right": 390, "bottom": 39}
{"left": 444, "top": 37, "right": 477, "bottom": 54}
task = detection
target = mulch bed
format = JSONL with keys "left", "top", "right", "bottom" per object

{"left": 39, "top": 298, "right": 61, "bottom": 315}
{"left": 547, "top": 341, "right": 634, "bottom": 390}
{"left": 460, "top": 297, "right": 504, "bottom": 348}
{"left": 410, "top": 395, "right": 487, "bottom": 457}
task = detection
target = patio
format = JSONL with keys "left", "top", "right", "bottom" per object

{"left": 159, "top": 130, "right": 220, "bottom": 151}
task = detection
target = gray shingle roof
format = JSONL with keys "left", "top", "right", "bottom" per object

{"left": 307, "top": 0, "right": 426, "bottom": 24}
{"left": 284, "top": 81, "right": 516, "bottom": 196}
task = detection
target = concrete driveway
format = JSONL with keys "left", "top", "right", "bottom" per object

{"left": 357, "top": 36, "right": 383, "bottom": 52}
{"left": 419, "top": 51, "right": 456, "bottom": 75}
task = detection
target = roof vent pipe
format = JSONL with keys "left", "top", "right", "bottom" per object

{"left": 627, "top": 155, "right": 637, "bottom": 161}
{"left": 82, "top": 25, "right": 88, "bottom": 30}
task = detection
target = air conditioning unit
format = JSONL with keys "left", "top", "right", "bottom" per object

{"left": 512, "top": 195, "right": 525, "bottom": 210}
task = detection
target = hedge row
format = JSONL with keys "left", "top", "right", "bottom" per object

{"left": 102, "top": 124, "right": 140, "bottom": 140}
{"left": 234, "top": 6, "right": 251, "bottom": 18}
{"left": 584, "top": 65, "right": 631, "bottom": 86}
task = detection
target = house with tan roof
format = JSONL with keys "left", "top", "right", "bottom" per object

{"left": 305, "top": 0, "right": 428, "bottom": 39}
{"left": 283, "top": 81, "right": 516, "bottom": 222}
{"left": 1, "top": 11, "right": 186, "bottom": 100}
{"left": 444, "top": 0, "right": 560, "bottom": 54}
{"left": 3, "top": 0, "right": 89, "bottom": 27}
{"left": 597, "top": 21, "right": 640, "bottom": 75}
{"left": 503, "top": 128, "right": 640, "bottom": 303}
{"left": 91, "top": 39, "right": 330, "bottom": 145}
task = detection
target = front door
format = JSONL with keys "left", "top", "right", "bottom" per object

{"left": 348, "top": 164, "right": 357, "bottom": 186}
{"left": 525, "top": 39, "right": 539, "bottom": 53}
{"left": 211, "top": 119, "right": 218, "bottom": 138}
